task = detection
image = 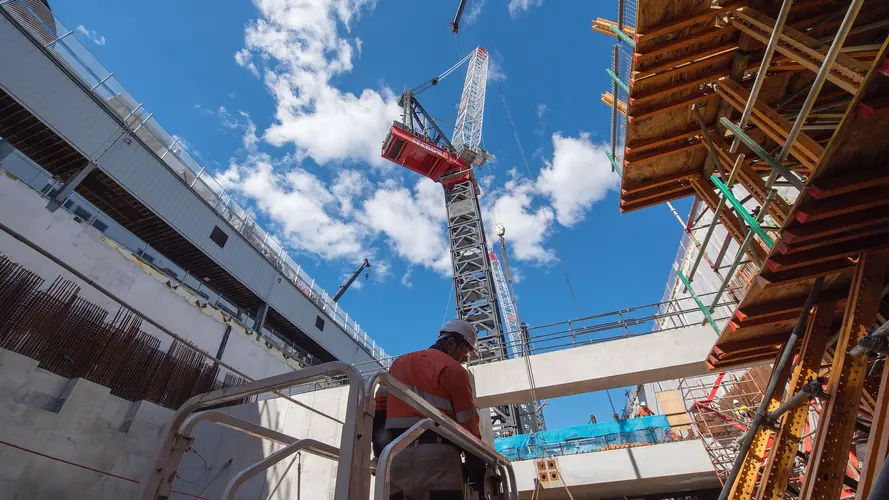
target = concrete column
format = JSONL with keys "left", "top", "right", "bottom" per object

{"left": 216, "top": 324, "right": 232, "bottom": 360}
{"left": 254, "top": 302, "right": 270, "bottom": 337}
{"left": 46, "top": 161, "right": 97, "bottom": 212}
{"left": 0, "top": 138, "right": 14, "bottom": 163}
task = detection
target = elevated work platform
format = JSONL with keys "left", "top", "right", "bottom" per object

{"left": 471, "top": 324, "right": 718, "bottom": 408}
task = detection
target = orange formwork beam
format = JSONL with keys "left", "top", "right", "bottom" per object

{"left": 799, "top": 250, "right": 889, "bottom": 499}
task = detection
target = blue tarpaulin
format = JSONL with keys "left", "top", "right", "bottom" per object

{"left": 494, "top": 415, "right": 672, "bottom": 460}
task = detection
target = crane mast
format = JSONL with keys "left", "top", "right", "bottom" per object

{"left": 381, "top": 47, "right": 538, "bottom": 435}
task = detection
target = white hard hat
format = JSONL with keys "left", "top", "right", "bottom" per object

{"left": 439, "top": 319, "right": 478, "bottom": 354}
{"left": 733, "top": 399, "right": 741, "bottom": 405}
{"left": 639, "top": 401, "right": 647, "bottom": 407}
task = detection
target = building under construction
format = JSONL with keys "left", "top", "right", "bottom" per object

{"left": 0, "top": 0, "right": 888, "bottom": 498}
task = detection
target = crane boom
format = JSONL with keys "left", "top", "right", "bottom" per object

{"left": 452, "top": 47, "right": 490, "bottom": 166}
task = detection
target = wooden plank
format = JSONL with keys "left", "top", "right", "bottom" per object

{"left": 734, "top": 8, "right": 869, "bottom": 80}
{"left": 777, "top": 225, "right": 889, "bottom": 256}
{"left": 630, "top": 67, "right": 732, "bottom": 107}
{"left": 766, "top": 232, "right": 889, "bottom": 273}
{"left": 636, "top": 43, "right": 738, "bottom": 80}
{"left": 622, "top": 180, "right": 693, "bottom": 206}
{"left": 716, "top": 78, "right": 824, "bottom": 164}
{"left": 624, "top": 139, "right": 705, "bottom": 165}
{"left": 621, "top": 168, "right": 698, "bottom": 195}
{"left": 799, "top": 251, "right": 888, "bottom": 499}
{"left": 730, "top": 10, "right": 862, "bottom": 94}
{"left": 796, "top": 187, "right": 889, "bottom": 223}
{"left": 635, "top": 27, "right": 737, "bottom": 63}
{"left": 626, "top": 127, "right": 705, "bottom": 154}
{"left": 629, "top": 91, "right": 716, "bottom": 122}
{"left": 656, "top": 390, "right": 692, "bottom": 432}
{"left": 758, "top": 259, "right": 855, "bottom": 286}
{"left": 620, "top": 186, "right": 695, "bottom": 213}
{"left": 637, "top": 0, "right": 746, "bottom": 40}
{"left": 808, "top": 170, "right": 889, "bottom": 199}
{"left": 783, "top": 205, "right": 889, "bottom": 245}
{"left": 632, "top": 51, "right": 735, "bottom": 92}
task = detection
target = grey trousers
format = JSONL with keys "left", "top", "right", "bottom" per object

{"left": 389, "top": 442, "right": 464, "bottom": 500}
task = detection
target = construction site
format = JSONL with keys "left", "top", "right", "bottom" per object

{"left": 0, "top": 0, "right": 888, "bottom": 498}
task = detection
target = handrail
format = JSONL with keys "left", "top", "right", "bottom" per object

{"left": 221, "top": 438, "right": 340, "bottom": 500}
{"left": 366, "top": 371, "right": 519, "bottom": 499}
{"left": 137, "top": 361, "right": 365, "bottom": 500}
{"left": 179, "top": 410, "right": 297, "bottom": 446}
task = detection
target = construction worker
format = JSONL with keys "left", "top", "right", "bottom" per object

{"left": 637, "top": 401, "right": 655, "bottom": 417}
{"left": 373, "top": 319, "right": 483, "bottom": 500}
{"left": 733, "top": 399, "right": 752, "bottom": 422}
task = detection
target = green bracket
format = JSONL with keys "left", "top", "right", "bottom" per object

{"left": 711, "top": 175, "right": 775, "bottom": 249}
{"left": 606, "top": 68, "right": 630, "bottom": 94}
{"left": 605, "top": 152, "right": 623, "bottom": 177}
{"left": 676, "top": 268, "right": 720, "bottom": 333}
{"left": 608, "top": 24, "right": 637, "bottom": 48}
{"left": 717, "top": 117, "right": 804, "bottom": 190}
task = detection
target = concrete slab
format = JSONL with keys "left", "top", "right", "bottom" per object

{"left": 512, "top": 440, "right": 720, "bottom": 499}
{"left": 471, "top": 324, "right": 717, "bottom": 408}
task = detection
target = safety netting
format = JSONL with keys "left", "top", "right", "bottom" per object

{"left": 494, "top": 415, "right": 671, "bottom": 461}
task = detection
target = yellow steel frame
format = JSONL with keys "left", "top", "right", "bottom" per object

{"left": 728, "top": 347, "right": 792, "bottom": 500}
{"left": 755, "top": 302, "right": 833, "bottom": 500}
{"left": 799, "top": 250, "right": 888, "bottom": 499}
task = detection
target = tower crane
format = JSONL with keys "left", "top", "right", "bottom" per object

{"left": 380, "top": 48, "right": 540, "bottom": 436}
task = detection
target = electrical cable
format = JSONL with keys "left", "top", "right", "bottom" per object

{"left": 175, "top": 446, "right": 209, "bottom": 484}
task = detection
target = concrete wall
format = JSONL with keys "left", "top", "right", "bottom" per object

{"left": 0, "top": 347, "right": 356, "bottom": 499}
{"left": 0, "top": 170, "right": 301, "bottom": 381}
{"left": 512, "top": 440, "right": 720, "bottom": 499}
{"left": 471, "top": 324, "right": 718, "bottom": 408}
{"left": 0, "top": 348, "right": 174, "bottom": 499}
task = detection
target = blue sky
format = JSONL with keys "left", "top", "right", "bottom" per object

{"left": 53, "top": 0, "right": 691, "bottom": 430}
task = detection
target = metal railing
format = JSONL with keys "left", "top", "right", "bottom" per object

{"left": 139, "top": 362, "right": 518, "bottom": 500}
{"left": 0, "top": 0, "right": 388, "bottom": 364}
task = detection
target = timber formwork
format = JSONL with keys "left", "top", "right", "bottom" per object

{"left": 598, "top": 0, "right": 889, "bottom": 498}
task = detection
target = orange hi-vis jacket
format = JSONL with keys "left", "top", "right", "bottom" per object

{"left": 375, "top": 348, "right": 480, "bottom": 438}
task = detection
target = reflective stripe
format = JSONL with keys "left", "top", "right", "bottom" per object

{"left": 385, "top": 416, "right": 425, "bottom": 429}
{"left": 454, "top": 409, "right": 475, "bottom": 423}
{"left": 409, "top": 386, "right": 454, "bottom": 412}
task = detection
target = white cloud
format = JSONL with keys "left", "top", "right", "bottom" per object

{"left": 487, "top": 57, "right": 507, "bottom": 83}
{"left": 483, "top": 170, "right": 555, "bottom": 264}
{"left": 465, "top": 0, "right": 485, "bottom": 24}
{"left": 536, "top": 133, "right": 618, "bottom": 226}
{"left": 508, "top": 0, "right": 543, "bottom": 17}
{"left": 235, "top": 0, "right": 401, "bottom": 167}
{"left": 359, "top": 178, "right": 452, "bottom": 274}
{"left": 355, "top": 37, "right": 363, "bottom": 58}
{"left": 537, "top": 103, "right": 548, "bottom": 119}
{"left": 76, "top": 25, "right": 105, "bottom": 46}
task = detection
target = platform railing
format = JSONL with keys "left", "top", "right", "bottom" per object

{"left": 0, "top": 0, "right": 388, "bottom": 365}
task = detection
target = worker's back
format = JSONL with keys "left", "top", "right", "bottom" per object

{"left": 381, "top": 348, "right": 470, "bottom": 429}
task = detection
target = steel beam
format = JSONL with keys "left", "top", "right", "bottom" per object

{"left": 800, "top": 250, "right": 889, "bottom": 499}
{"left": 728, "top": 345, "right": 793, "bottom": 500}
{"left": 755, "top": 302, "right": 833, "bottom": 500}
{"left": 254, "top": 301, "right": 269, "bottom": 335}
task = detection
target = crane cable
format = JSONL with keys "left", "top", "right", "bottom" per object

{"left": 493, "top": 80, "right": 587, "bottom": 327}
{"left": 493, "top": 69, "right": 582, "bottom": 500}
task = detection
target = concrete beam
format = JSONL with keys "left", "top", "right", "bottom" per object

{"left": 471, "top": 324, "right": 717, "bottom": 408}
{"left": 512, "top": 440, "right": 720, "bottom": 499}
